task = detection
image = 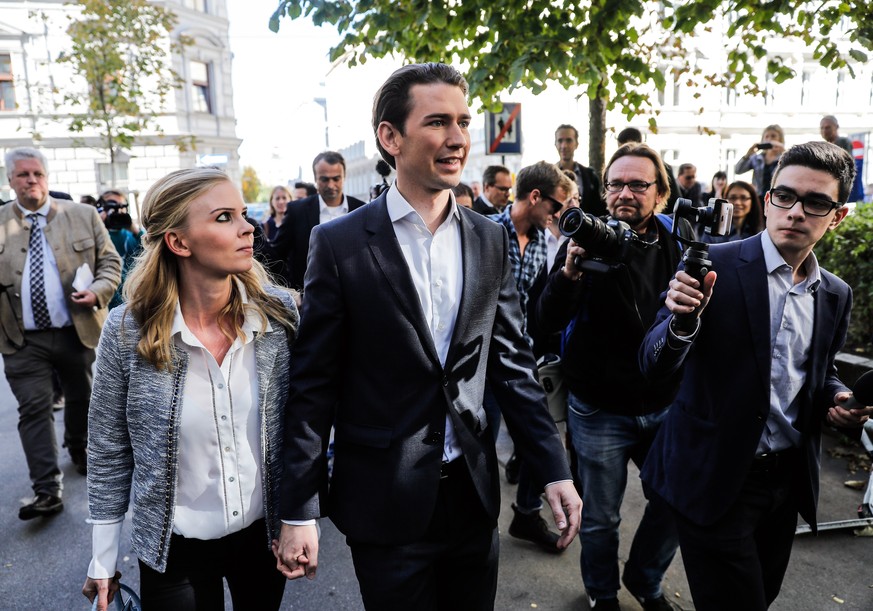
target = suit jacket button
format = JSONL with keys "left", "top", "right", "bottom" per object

{"left": 442, "top": 376, "right": 448, "bottom": 387}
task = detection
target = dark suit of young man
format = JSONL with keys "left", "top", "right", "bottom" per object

{"left": 276, "top": 63, "right": 581, "bottom": 611}
{"left": 268, "top": 192, "right": 365, "bottom": 289}
{"left": 638, "top": 142, "right": 869, "bottom": 610}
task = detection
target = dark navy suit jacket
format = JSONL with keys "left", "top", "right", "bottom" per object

{"left": 279, "top": 193, "right": 570, "bottom": 544}
{"left": 269, "top": 193, "right": 366, "bottom": 289}
{"left": 639, "top": 235, "right": 852, "bottom": 529}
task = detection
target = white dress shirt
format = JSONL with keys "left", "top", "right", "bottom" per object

{"left": 387, "top": 183, "right": 464, "bottom": 463}
{"left": 758, "top": 230, "right": 818, "bottom": 454}
{"left": 88, "top": 294, "right": 267, "bottom": 579}
{"left": 318, "top": 195, "right": 350, "bottom": 225}
{"left": 17, "top": 200, "right": 72, "bottom": 330}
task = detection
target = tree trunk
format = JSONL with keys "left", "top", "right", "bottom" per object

{"left": 588, "top": 95, "right": 607, "bottom": 179}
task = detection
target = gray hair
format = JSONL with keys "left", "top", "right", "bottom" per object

{"left": 5, "top": 147, "right": 49, "bottom": 179}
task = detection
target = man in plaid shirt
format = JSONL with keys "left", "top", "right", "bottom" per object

{"left": 487, "top": 161, "right": 574, "bottom": 552}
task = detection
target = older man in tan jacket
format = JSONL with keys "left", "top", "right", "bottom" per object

{"left": 0, "top": 147, "right": 120, "bottom": 520}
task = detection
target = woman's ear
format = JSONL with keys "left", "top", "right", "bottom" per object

{"left": 164, "top": 231, "right": 191, "bottom": 257}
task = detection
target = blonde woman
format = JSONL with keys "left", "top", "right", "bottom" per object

{"left": 82, "top": 168, "right": 298, "bottom": 610}
{"left": 262, "top": 185, "right": 292, "bottom": 241}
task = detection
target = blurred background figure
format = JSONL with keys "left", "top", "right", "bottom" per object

{"left": 819, "top": 115, "right": 853, "bottom": 155}
{"left": 734, "top": 124, "right": 785, "bottom": 196}
{"left": 702, "top": 180, "right": 764, "bottom": 244}
{"left": 452, "top": 182, "right": 474, "bottom": 209}
{"left": 702, "top": 171, "right": 727, "bottom": 202}
{"left": 262, "top": 185, "right": 291, "bottom": 241}
{"left": 293, "top": 181, "right": 317, "bottom": 200}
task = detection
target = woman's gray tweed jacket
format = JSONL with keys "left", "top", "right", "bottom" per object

{"left": 87, "top": 291, "right": 297, "bottom": 573}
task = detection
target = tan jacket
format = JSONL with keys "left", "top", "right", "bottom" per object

{"left": 0, "top": 196, "right": 122, "bottom": 354}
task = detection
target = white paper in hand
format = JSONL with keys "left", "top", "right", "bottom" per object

{"left": 72, "top": 263, "right": 94, "bottom": 292}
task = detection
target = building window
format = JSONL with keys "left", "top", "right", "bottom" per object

{"left": 185, "top": 0, "right": 208, "bottom": 11}
{"left": 190, "top": 61, "right": 213, "bottom": 114}
{"left": 0, "top": 54, "right": 16, "bottom": 111}
{"left": 800, "top": 70, "right": 813, "bottom": 106}
{"left": 97, "top": 161, "right": 129, "bottom": 190}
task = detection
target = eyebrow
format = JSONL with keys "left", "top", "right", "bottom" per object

{"left": 772, "top": 185, "right": 836, "bottom": 200}
{"left": 209, "top": 207, "right": 244, "bottom": 214}
{"left": 423, "top": 112, "right": 472, "bottom": 123}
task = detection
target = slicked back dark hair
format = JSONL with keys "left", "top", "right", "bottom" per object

{"left": 372, "top": 63, "right": 468, "bottom": 169}
{"left": 482, "top": 165, "right": 510, "bottom": 187}
{"left": 773, "top": 141, "right": 856, "bottom": 203}
{"left": 312, "top": 151, "right": 346, "bottom": 175}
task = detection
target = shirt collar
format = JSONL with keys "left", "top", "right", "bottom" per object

{"left": 386, "top": 182, "right": 461, "bottom": 226}
{"left": 760, "top": 231, "right": 821, "bottom": 291}
{"left": 319, "top": 194, "right": 348, "bottom": 214}
{"left": 171, "top": 281, "right": 272, "bottom": 348}
{"left": 16, "top": 199, "right": 51, "bottom": 218}
{"left": 479, "top": 192, "right": 494, "bottom": 207}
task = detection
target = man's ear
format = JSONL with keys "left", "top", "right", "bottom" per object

{"left": 829, "top": 205, "right": 850, "bottom": 230}
{"left": 164, "top": 231, "right": 191, "bottom": 257}
{"left": 377, "top": 121, "right": 402, "bottom": 160}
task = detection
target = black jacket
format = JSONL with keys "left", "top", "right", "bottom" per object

{"left": 535, "top": 214, "right": 691, "bottom": 416}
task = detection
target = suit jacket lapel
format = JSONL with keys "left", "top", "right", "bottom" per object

{"left": 737, "top": 238, "right": 772, "bottom": 413}
{"left": 447, "top": 211, "right": 480, "bottom": 358}
{"left": 365, "top": 197, "right": 441, "bottom": 367}
{"left": 305, "top": 197, "right": 319, "bottom": 232}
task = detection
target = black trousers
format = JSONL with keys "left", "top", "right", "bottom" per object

{"left": 671, "top": 449, "right": 801, "bottom": 611}
{"left": 138, "top": 518, "right": 285, "bottom": 610}
{"left": 348, "top": 459, "right": 499, "bottom": 611}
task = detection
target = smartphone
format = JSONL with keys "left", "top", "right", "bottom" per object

{"left": 757, "top": 142, "right": 773, "bottom": 150}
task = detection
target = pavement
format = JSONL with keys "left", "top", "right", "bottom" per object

{"left": 1, "top": 360, "right": 872, "bottom": 610}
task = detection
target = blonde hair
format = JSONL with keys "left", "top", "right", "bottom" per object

{"left": 123, "top": 167, "right": 298, "bottom": 369}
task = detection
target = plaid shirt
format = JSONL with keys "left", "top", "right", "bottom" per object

{"left": 488, "top": 205, "right": 547, "bottom": 343}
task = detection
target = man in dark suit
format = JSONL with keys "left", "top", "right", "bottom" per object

{"left": 268, "top": 151, "right": 366, "bottom": 289}
{"left": 472, "top": 164, "right": 511, "bottom": 215}
{"left": 555, "top": 124, "right": 607, "bottom": 216}
{"left": 275, "top": 62, "right": 581, "bottom": 610}
{"left": 639, "top": 141, "right": 871, "bottom": 610}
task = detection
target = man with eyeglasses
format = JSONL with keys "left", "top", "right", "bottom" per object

{"left": 536, "top": 143, "right": 693, "bottom": 611}
{"left": 473, "top": 165, "right": 512, "bottom": 215}
{"left": 639, "top": 141, "right": 869, "bottom": 610}
{"left": 485, "top": 162, "right": 574, "bottom": 553}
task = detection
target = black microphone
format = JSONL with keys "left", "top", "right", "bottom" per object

{"left": 842, "top": 371, "right": 873, "bottom": 410}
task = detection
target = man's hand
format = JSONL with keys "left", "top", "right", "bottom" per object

{"left": 562, "top": 243, "right": 586, "bottom": 281}
{"left": 665, "top": 270, "right": 717, "bottom": 319}
{"left": 71, "top": 289, "right": 98, "bottom": 308}
{"left": 274, "top": 523, "right": 319, "bottom": 580}
{"left": 827, "top": 392, "right": 873, "bottom": 427}
{"left": 82, "top": 571, "right": 120, "bottom": 611}
{"left": 543, "top": 481, "right": 582, "bottom": 550}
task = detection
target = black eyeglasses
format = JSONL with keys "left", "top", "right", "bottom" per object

{"left": 604, "top": 180, "right": 657, "bottom": 193}
{"left": 492, "top": 185, "right": 512, "bottom": 193}
{"left": 768, "top": 188, "right": 842, "bottom": 217}
{"left": 539, "top": 192, "right": 565, "bottom": 214}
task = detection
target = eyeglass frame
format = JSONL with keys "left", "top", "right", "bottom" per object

{"left": 767, "top": 188, "right": 843, "bottom": 217}
{"left": 604, "top": 180, "right": 657, "bottom": 194}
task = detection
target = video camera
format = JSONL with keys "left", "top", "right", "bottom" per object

{"left": 558, "top": 208, "right": 658, "bottom": 274}
{"left": 99, "top": 197, "right": 132, "bottom": 231}
{"left": 670, "top": 197, "right": 734, "bottom": 333}
{"left": 370, "top": 160, "right": 392, "bottom": 199}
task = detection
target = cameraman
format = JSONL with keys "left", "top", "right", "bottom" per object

{"left": 99, "top": 192, "right": 139, "bottom": 309}
{"left": 535, "top": 143, "right": 690, "bottom": 611}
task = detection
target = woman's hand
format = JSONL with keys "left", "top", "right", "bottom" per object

{"left": 83, "top": 571, "right": 121, "bottom": 611}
